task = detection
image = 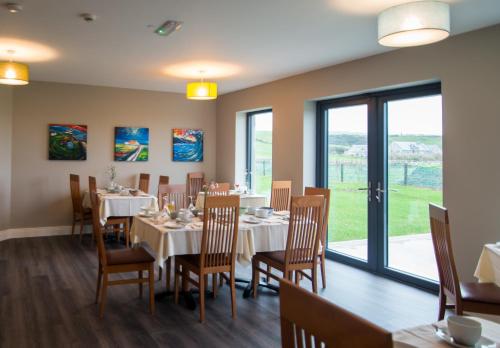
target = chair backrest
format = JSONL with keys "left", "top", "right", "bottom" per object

{"left": 207, "top": 182, "right": 231, "bottom": 196}
{"left": 157, "top": 175, "right": 170, "bottom": 205}
{"left": 89, "top": 176, "right": 97, "bottom": 196}
{"left": 70, "top": 174, "right": 83, "bottom": 214}
{"left": 200, "top": 195, "right": 240, "bottom": 270}
{"left": 139, "top": 173, "right": 150, "bottom": 193}
{"left": 271, "top": 180, "right": 292, "bottom": 211}
{"left": 279, "top": 279, "right": 393, "bottom": 348}
{"left": 304, "top": 187, "right": 331, "bottom": 251}
{"left": 186, "top": 172, "right": 205, "bottom": 200}
{"left": 159, "top": 184, "right": 187, "bottom": 210}
{"left": 429, "top": 203, "right": 462, "bottom": 303}
{"left": 285, "top": 195, "right": 323, "bottom": 267}
{"left": 89, "top": 190, "right": 107, "bottom": 266}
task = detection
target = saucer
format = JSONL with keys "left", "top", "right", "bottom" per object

{"left": 164, "top": 222, "right": 183, "bottom": 229}
{"left": 243, "top": 217, "right": 260, "bottom": 224}
{"left": 139, "top": 212, "right": 152, "bottom": 217}
{"left": 436, "top": 328, "right": 495, "bottom": 347}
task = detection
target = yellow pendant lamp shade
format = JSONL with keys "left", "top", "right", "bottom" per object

{"left": 0, "top": 61, "right": 29, "bottom": 85}
{"left": 186, "top": 81, "right": 217, "bottom": 100}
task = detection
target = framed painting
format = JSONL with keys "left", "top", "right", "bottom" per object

{"left": 48, "top": 124, "right": 87, "bottom": 160}
{"left": 172, "top": 128, "right": 204, "bottom": 162}
{"left": 114, "top": 127, "right": 149, "bottom": 161}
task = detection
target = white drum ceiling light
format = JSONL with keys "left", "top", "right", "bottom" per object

{"left": 378, "top": 1, "right": 450, "bottom": 47}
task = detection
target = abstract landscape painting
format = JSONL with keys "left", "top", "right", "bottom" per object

{"left": 172, "top": 128, "right": 203, "bottom": 162}
{"left": 114, "top": 127, "right": 149, "bottom": 161}
{"left": 49, "top": 124, "right": 87, "bottom": 160}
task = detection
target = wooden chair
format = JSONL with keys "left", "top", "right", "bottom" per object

{"left": 70, "top": 174, "right": 92, "bottom": 241}
{"left": 174, "top": 195, "right": 240, "bottom": 322}
{"left": 186, "top": 172, "right": 205, "bottom": 201}
{"left": 271, "top": 180, "right": 292, "bottom": 211}
{"left": 252, "top": 195, "right": 323, "bottom": 296}
{"left": 158, "top": 184, "right": 187, "bottom": 211}
{"left": 89, "top": 191, "right": 155, "bottom": 318}
{"left": 207, "top": 182, "right": 231, "bottom": 196}
{"left": 305, "top": 187, "right": 331, "bottom": 289}
{"left": 430, "top": 203, "right": 500, "bottom": 320}
{"left": 157, "top": 176, "right": 170, "bottom": 208}
{"left": 89, "top": 176, "right": 131, "bottom": 247}
{"left": 138, "top": 173, "right": 150, "bottom": 193}
{"left": 279, "top": 279, "right": 393, "bottom": 348}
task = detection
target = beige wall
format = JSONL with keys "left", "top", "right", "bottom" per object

{"left": 10, "top": 81, "right": 216, "bottom": 228}
{"left": 0, "top": 86, "right": 12, "bottom": 231}
{"left": 216, "top": 24, "right": 500, "bottom": 281}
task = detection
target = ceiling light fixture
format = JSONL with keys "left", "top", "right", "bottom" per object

{"left": 155, "top": 20, "right": 183, "bottom": 36}
{"left": 378, "top": 1, "right": 450, "bottom": 47}
{"left": 0, "top": 49, "right": 29, "bottom": 85}
{"left": 5, "top": 3, "right": 23, "bottom": 13}
{"left": 186, "top": 71, "right": 217, "bottom": 100}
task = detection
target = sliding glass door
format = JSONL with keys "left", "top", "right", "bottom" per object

{"left": 318, "top": 84, "right": 442, "bottom": 289}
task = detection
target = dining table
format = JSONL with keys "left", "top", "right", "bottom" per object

{"left": 392, "top": 316, "right": 500, "bottom": 347}
{"left": 82, "top": 189, "right": 159, "bottom": 224}
{"left": 195, "top": 191, "right": 267, "bottom": 210}
{"left": 474, "top": 244, "right": 500, "bottom": 286}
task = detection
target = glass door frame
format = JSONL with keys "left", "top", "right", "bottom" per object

{"left": 317, "top": 83, "right": 441, "bottom": 292}
{"left": 246, "top": 109, "right": 273, "bottom": 191}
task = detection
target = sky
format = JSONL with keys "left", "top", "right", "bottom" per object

{"left": 328, "top": 95, "right": 442, "bottom": 135}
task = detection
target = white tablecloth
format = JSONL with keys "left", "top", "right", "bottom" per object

{"left": 474, "top": 244, "right": 500, "bottom": 286}
{"left": 195, "top": 192, "right": 267, "bottom": 209}
{"left": 131, "top": 215, "right": 288, "bottom": 268}
{"left": 393, "top": 316, "right": 500, "bottom": 347}
{"left": 82, "top": 189, "right": 159, "bottom": 224}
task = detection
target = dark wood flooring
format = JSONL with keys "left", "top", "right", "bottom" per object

{"left": 0, "top": 235, "right": 438, "bottom": 347}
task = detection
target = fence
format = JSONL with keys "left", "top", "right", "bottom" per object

{"left": 329, "top": 160, "right": 442, "bottom": 189}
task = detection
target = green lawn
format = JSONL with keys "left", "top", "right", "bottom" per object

{"left": 328, "top": 182, "right": 442, "bottom": 242}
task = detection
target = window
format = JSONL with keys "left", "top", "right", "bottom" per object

{"left": 246, "top": 110, "right": 273, "bottom": 196}
{"left": 317, "top": 83, "right": 442, "bottom": 290}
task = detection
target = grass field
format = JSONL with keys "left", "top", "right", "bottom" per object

{"left": 328, "top": 182, "right": 442, "bottom": 242}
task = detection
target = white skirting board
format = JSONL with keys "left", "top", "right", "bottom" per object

{"left": 0, "top": 225, "right": 92, "bottom": 242}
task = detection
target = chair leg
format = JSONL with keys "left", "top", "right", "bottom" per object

{"left": 149, "top": 264, "right": 155, "bottom": 315}
{"left": 71, "top": 216, "right": 76, "bottom": 236}
{"left": 199, "top": 273, "right": 206, "bottom": 323}
{"left": 138, "top": 270, "right": 143, "bottom": 298}
{"left": 295, "top": 271, "right": 300, "bottom": 286}
{"left": 212, "top": 273, "right": 218, "bottom": 299}
{"left": 79, "top": 217, "right": 84, "bottom": 241}
{"left": 166, "top": 258, "right": 171, "bottom": 292}
{"left": 99, "top": 272, "right": 108, "bottom": 318}
{"left": 125, "top": 220, "right": 130, "bottom": 248}
{"left": 312, "top": 266, "right": 318, "bottom": 294}
{"left": 266, "top": 265, "right": 271, "bottom": 283}
{"left": 219, "top": 272, "right": 224, "bottom": 286}
{"left": 438, "top": 291, "right": 446, "bottom": 320}
{"left": 230, "top": 271, "right": 237, "bottom": 319}
{"left": 174, "top": 263, "right": 180, "bottom": 304}
{"left": 252, "top": 259, "right": 259, "bottom": 299}
{"left": 95, "top": 265, "right": 102, "bottom": 304}
{"left": 158, "top": 266, "right": 163, "bottom": 281}
{"left": 320, "top": 253, "right": 326, "bottom": 289}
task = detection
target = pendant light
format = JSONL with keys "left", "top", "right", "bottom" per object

{"left": 378, "top": 1, "right": 450, "bottom": 47}
{"left": 186, "top": 71, "right": 217, "bottom": 100}
{"left": 0, "top": 50, "right": 29, "bottom": 85}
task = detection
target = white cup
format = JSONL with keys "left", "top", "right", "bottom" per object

{"left": 447, "top": 315, "right": 482, "bottom": 346}
{"left": 247, "top": 207, "right": 256, "bottom": 215}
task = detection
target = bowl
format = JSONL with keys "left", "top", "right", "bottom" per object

{"left": 447, "top": 315, "right": 482, "bottom": 346}
{"left": 129, "top": 189, "right": 139, "bottom": 196}
{"left": 256, "top": 207, "right": 273, "bottom": 218}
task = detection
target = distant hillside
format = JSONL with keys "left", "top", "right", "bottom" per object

{"left": 328, "top": 133, "right": 442, "bottom": 148}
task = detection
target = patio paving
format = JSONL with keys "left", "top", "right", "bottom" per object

{"left": 329, "top": 233, "right": 439, "bottom": 281}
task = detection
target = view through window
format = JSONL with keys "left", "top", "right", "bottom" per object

{"left": 247, "top": 111, "right": 273, "bottom": 197}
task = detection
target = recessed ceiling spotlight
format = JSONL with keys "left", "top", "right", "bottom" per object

{"left": 80, "top": 13, "right": 97, "bottom": 22}
{"left": 155, "top": 20, "right": 183, "bottom": 37}
{"left": 5, "top": 3, "right": 23, "bottom": 13}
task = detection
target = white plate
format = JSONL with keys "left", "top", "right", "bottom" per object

{"left": 436, "top": 328, "right": 496, "bottom": 347}
{"left": 243, "top": 217, "right": 260, "bottom": 224}
{"left": 139, "top": 213, "right": 152, "bottom": 217}
{"left": 164, "top": 222, "right": 183, "bottom": 229}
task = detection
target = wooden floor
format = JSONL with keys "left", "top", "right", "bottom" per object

{"left": 0, "top": 235, "right": 438, "bottom": 347}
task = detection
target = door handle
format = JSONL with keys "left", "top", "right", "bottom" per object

{"left": 376, "top": 182, "right": 384, "bottom": 203}
{"left": 358, "top": 181, "right": 372, "bottom": 202}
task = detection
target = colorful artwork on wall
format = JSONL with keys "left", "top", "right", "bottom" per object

{"left": 48, "top": 124, "right": 87, "bottom": 160}
{"left": 114, "top": 127, "right": 149, "bottom": 161}
{"left": 172, "top": 128, "right": 204, "bottom": 162}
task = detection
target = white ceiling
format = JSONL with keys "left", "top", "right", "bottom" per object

{"left": 1, "top": 0, "right": 499, "bottom": 94}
